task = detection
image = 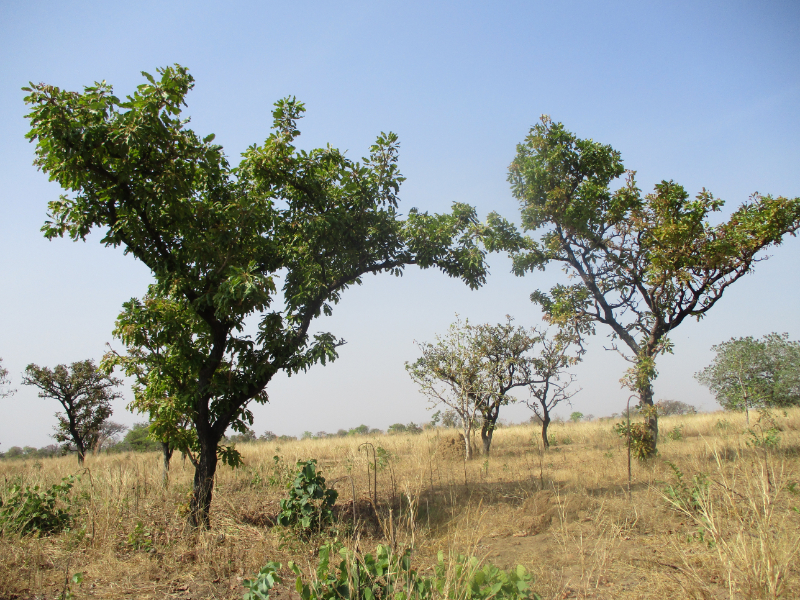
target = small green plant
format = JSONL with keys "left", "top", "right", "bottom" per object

{"left": 666, "top": 425, "right": 684, "bottom": 441}
{"left": 746, "top": 412, "right": 782, "bottom": 449}
{"left": 243, "top": 561, "right": 282, "bottom": 600}
{"left": 715, "top": 419, "right": 732, "bottom": 432}
{"left": 547, "top": 434, "right": 557, "bottom": 447}
{"left": 127, "top": 520, "right": 153, "bottom": 551}
{"left": 278, "top": 459, "right": 338, "bottom": 535}
{"left": 613, "top": 421, "right": 655, "bottom": 460}
{"left": 268, "top": 455, "right": 293, "bottom": 488}
{"left": 0, "top": 475, "right": 75, "bottom": 535}
{"left": 663, "top": 461, "right": 709, "bottom": 515}
{"left": 250, "top": 543, "right": 541, "bottom": 600}
{"left": 561, "top": 436, "right": 572, "bottom": 445}
{"left": 59, "top": 571, "right": 84, "bottom": 600}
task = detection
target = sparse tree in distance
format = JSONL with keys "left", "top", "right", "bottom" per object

{"left": 695, "top": 333, "right": 800, "bottom": 424}
{"left": 407, "top": 316, "right": 549, "bottom": 457}
{"left": 569, "top": 412, "right": 584, "bottom": 423}
{"left": 655, "top": 399, "right": 697, "bottom": 416}
{"left": 93, "top": 421, "right": 127, "bottom": 453}
{"left": 525, "top": 331, "right": 581, "bottom": 448}
{"left": 0, "top": 358, "right": 14, "bottom": 398}
{"left": 25, "top": 66, "right": 515, "bottom": 527}
{"left": 509, "top": 116, "right": 800, "bottom": 452}
{"left": 407, "top": 317, "right": 487, "bottom": 460}
{"left": 22, "top": 360, "right": 121, "bottom": 464}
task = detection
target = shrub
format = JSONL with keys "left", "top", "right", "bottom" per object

{"left": 613, "top": 421, "right": 656, "bottom": 460}
{"left": 0, "top": 475, "right": 76, "bottom": 535}
{"left": 243, "top": 543, "right": 540, "bottom": 600}
{"left": 278, "top": 459, "right": 338, "bottom": 535}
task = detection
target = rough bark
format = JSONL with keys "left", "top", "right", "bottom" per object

{"left": 161, "top": 441, "right": 174, "bottom": 485}
{"left": 541, "top": 412, "right": 551, "bottom": 449}
{"left": 189, "top": 437, "right": 218, "bottom": 529}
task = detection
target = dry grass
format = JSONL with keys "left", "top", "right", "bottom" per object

{"left": 1, "top": 408, "right": 799, "bottom": 599}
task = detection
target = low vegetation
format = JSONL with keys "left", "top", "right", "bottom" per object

{"left": 0, "top": 408, "right": 798, "bottom": 599}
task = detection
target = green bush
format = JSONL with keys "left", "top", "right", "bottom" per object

{"left": 0, "top": 475, "right": 76, "bottom": 535}
{"left": 244, "top": 543, "right": 539, "bottom": 600}
{"left": 278, "top": 459, "right": 337, "bottom": 535}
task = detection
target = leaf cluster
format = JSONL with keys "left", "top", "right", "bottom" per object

{"left": 270, "top": 543, "right": 538, "bottom": 600}
{"left": 509, "top": 116, "right": 800, "bottom": 391}
{"left": 0, "top": 475, "right": 76, "bottom": 535}
{"left": 278, "top": 459, "right": 338, "bottom": 535}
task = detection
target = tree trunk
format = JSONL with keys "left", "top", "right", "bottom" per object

{"left": 76, "top": 448, "right": 85, "bottom": 465}
{"left": 161, "top": 441, "right": 174, "bottom": 485}
{"left": 639, "top": 383, "right": 658, "bottom": 451}
{"left": 480, "top": 412, "right": 500, "bottom": 456}
{"left": 463, "top": 424, "right": 473, "bottom": 461}
{"left": 189, "top": 437, "right": 218, "bottom": 529}
{"left": 541, "top": 412, "right": 551, "bottom": 449}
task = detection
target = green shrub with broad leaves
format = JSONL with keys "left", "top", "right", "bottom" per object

{"left": 278, "top": 459, "right": 338, "bottom": 535}
{"left": 243, "top": 543, "right": 540, "bottom": 600}
{"left": 0, "top": 475, "right": 76, "bottom": 535}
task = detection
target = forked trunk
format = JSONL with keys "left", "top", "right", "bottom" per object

{"left": 189, "top": 438, "right": 218, "bottom": 529}
{"left": 480, "top": 414, "right": 499, "bottom": 456}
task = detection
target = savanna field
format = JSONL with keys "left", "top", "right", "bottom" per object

{"left": 1, "top": 409, "right": 799, "bottom": 600}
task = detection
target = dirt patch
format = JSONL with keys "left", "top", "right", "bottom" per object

{"left": 517, "top": 489, "right": 595, "bottom": 535}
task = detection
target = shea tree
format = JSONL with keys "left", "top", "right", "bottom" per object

{"left": 509, "top": 117, "right": 800, "bottom": 451}
{"left": 696, "top": 333, "right": 800, "bottom": 423}
{"left": 25, "top": 66, "right": 516, "bottom": 527}
{"left": 22, "top": 360, "right": 121, "bottom": 464}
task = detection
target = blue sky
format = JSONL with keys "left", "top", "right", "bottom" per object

{"left": 1, "top": 0, "right": 798, "bottom": 447}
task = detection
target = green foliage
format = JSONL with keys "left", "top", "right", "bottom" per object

{"left": 268, "top": 543, "right": 539, "bottom": 600}
{"left": 613, "top": 421, "right": 656, "bottom": 460}
{"left": 510, "top": 117, "right": 800, "bottom": 452}
{"left": 666, "top": 425, "right": 684, "bottom": 441}
{"left": 746, "top": 412, "right": 782, "bottom": 449}
{"left": 243, "top": 561, "right": 282, "bottom": 600}
{"left": 663, "top": 462, "right": 709, "bottom": 516}
{"left": 696, "top": 333, "right": 800, "bottom": 413}
{"left": 569, "top": 411, "right": 583, "bottom": 423}
{"left": 118, "top": 422, "right": 161, "bottom": 452}
{"left": 278, "top": 460, "right": 338, "bottom": 535}
{"left": 26, "top": 65, "right": 512, "bottom": 526}
{"left": 0, "top": 476, "right": 75, "bottom": 535}
{"left": 22, "top": 360, "right": 121, "bottom": 463}
{"left": 127, "top": 520, "right": 153, "bottom": 551}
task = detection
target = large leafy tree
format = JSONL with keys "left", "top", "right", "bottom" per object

{"left": 25, "top": 65, "right": 513, "bottom": 527}
{"left": 22, "top": 360, "right": 121, "bottom": 464}
{"left": 695, "top": 333, "right": 800, "bottom": 423}
{"left": 509, "top": 116, "right": 800, "bottom": 450}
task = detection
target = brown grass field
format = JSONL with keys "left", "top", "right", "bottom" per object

{"left": 1, "top": 408, "right": 799, "bottom": 600}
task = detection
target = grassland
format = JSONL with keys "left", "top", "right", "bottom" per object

{"left": 1, "top": 408, "right": 799, "bottom": 600}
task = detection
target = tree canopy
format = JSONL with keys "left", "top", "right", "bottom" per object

{"left": 696, "top": 333, "right": 800, "bottom": 422}
{"left": 22, "top": 360, "right": 121, "bottom": 464}
{"left": 508, "top": 116, "right": 800, "bottom": 449}
{"left": 24, "top": 65, "right": 516, "bottom": 526}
